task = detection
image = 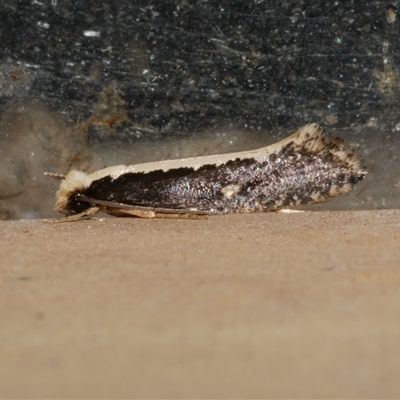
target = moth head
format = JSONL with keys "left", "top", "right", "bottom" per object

{"left": 54, "top": 170, "right": 93, "bottom": 215}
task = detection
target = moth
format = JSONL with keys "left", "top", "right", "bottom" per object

{"left": 46, "top": 123, "right": 366, "bottom": 222}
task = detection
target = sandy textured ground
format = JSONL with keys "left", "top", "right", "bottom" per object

{"left": 1, "top": 210, "right": 400, "bottom": 398}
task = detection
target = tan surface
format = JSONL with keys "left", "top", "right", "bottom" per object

{"left": 1, "top": 210, "right": 400, "bottom": 398}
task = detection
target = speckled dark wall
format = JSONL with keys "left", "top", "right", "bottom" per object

{"left": 0, "top": 1, "right": 399, "bottom": 218}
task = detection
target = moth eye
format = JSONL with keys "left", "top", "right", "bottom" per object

{"left": 70, "top": 194, "right": 91, "bottom": 214}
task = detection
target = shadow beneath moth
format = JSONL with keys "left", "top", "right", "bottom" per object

{"left": 46, "top": 124, "right": 366, "bottom": 222}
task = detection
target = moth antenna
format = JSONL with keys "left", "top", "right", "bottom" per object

{"left": 44, "top": 172, "right": 66, "bottom": 180}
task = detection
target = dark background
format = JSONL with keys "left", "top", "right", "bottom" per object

{"left": 0, "top": 0, "right": 399, "bottom": 218}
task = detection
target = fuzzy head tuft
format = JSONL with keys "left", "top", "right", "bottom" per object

{"left": 55, "top": 170, "right": 92, "bottom": 212}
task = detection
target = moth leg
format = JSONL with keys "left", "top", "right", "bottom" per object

{"left": 77, "top": 195, "right": 210, "bottom": 219}
{"left": 44, "top": 206, "right": 101, "bottom": 223}
{"left": 106, "top": 208, "right": 156, "bottom": 219}
{"left": 153, "top": 212, "right": 208, "bottom": 220}
{"left": 106, "top": 208, "right": 207, "bottom": 219}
